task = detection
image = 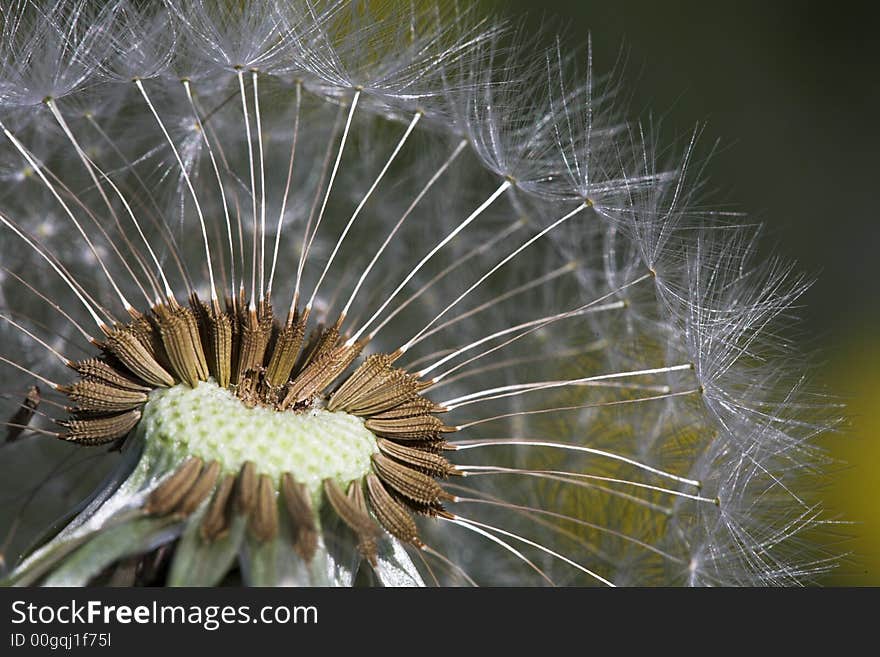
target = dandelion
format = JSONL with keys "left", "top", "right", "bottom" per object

{"left": 0, "top": 0, "right": 840, "bottom": 587}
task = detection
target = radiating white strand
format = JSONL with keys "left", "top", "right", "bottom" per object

{"left": 440, "top": 363, "right": 694, "bottom": 409}
{"left": 457, "top": 466, "right": 716, "bottom": 504}
{"left": 445, "top": 515, "right": 615, "bottom": 587}
{"left": 450, "top": 438, "right": 702, "bottom": 488}
{"left": 136, "top": 79, "right": 218, "bottom": 301}
{"left": 183, "top": 80, "right": 236, "bottom": 300}
{"left": 1, "top": 126, "right": 134, "bottom": 312}
{"left": 424, "top": 301, "right": 624, "bottom": 384}
{"left": 456, "top": 388, "right": 703, "bottom": 430}
{"left": 340, "top": 139, "right": 468, "bottom": 319}
{"left": 267, "top": 81, "right": 302, "bottom": 298}
{"left": 347, "top": 180, "right": 512, "bottom": 345}
{"left": 400, "top": 202, "right": 590, "bottom": 352}
{"left": 418, "top": 275, "right": 650, "bottom": 378}
{"left": 440, "top": 517, "right": 555, "bottom": 586}
{"left": 0, "top": 215, "right": 106, "bottom": 329}
{"left": 236, "top": 71, "right": 259, "bottom": 307}
{"left": 291, "top": 105, "right": 344, "bottom": 317}
{"left": 308, "top": 109, "right": 420, "bottom": 316}
{"left": 252, "top": 71, "right": 268, "bottom": 300}
{"left": 0, "top": 313, "right": 70, "bottom": 367}
{"left": 0, "top": 355, "right": 59, "bottom": 389}
{"left": 44, "top": 100, "right": 159, "bottom": 303}
{"left": 84, "top": 114, "right": 194, "bottom": 295}
{"left": 1, "top": 268, "right": 93, "bottom": 341}
{"left": 302, "top": 89, "right": 361, "bottom": 313}
{"left": 452, "top": 495, "right": 686, "bottom": 565}
{"left": 414, "top": 261, "right": 577, "bottom": 345}
{"left": 368, "top": 219, "right": 525, "bottom": 342}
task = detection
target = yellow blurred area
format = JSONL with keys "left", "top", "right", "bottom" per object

{"left": 823, "top": 330, "right": 880, "bottom": 585}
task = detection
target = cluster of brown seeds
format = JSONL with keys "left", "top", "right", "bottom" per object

{"left": 50, "top": 292, "right": 462, "bottom": 562}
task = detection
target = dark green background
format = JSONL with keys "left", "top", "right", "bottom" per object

{"left": 500, "top": 0, "right": 879, "bottom": 339}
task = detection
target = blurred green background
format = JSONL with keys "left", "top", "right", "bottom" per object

{"left": 498, "top": 0, "right": 880, "bottom": 584}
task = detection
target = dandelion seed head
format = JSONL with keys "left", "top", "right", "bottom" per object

{"left": 0, "top": 0, "right": 842, "bottom": 587}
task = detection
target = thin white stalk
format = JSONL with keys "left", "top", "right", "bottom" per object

{"left": 401, "top": 202, "right": 590, "bottom": 352}
{"left": 302, "top": 89, "right": 361, "bottom": 314}
{"left": 183, "top": 80, "right": 236, "bottom": 300}
{"left": 0, "top": 214, "right": 106, "bottom": 330}
{"left": 440, "top": 363, "right": 694, "bottom": 409}
{"left": 424, "top": 302, "right": 623, "bottom": 383}
{"left": 44, "top": 100, "right": 157, "bottom": 303}
{"left": 415, "top": 261, "right": 577, "bottom": 345}
{"left": 445, "top": 515, "right": 615, "bottom": 587}
{"left": 458, "top": 466, "right": 716, "bottom": 504}
{"left": 135, "top": 79, "right": 218, "bottom": 301}
{"left": 340, "top": 139, "right": 468, "bottom": 319}
{"left": 455, "top": 388, "right": 703, "bottom": 430}
{"left": 450, "top": 438, "right": 702, "bottom": 488}
{"left": 0, "top": 313, "right": 70, "bottom": 367}
{"left": 347, "top": 180, "right": 512, "bottom": 345}
{"left": 291, "top": 105, "right": 344, "bottom": 317}
{"left": 2, "top": 267, "right": 93, "bottom": 341}
{"left": 1, "top": 126, "right": 134, "bottom": 312}
{"left": 0, "top": 356, "right": 59, "bottom": 389}
{"left": 419, "top": 275, "right": 649, "bottom": 378}
{"left": 236, "top": 71, "right": 259, "bottom": 307}
{"left": 368, "top": 219, "right": 524, "bottom": 341}
{"left": 252, "top": 71, "right": 267, "bottom": 301}
{"left": 267, "top": 81, "right": 302, "bottom": 298}
{"left": 453, "top": 496, "right": 686, "bottom": 565}
{"left": 308, "top": 109, "right": 420, "bottom": 316}
{"left": 440, "top": 517, "right": 555, "bottom": 585}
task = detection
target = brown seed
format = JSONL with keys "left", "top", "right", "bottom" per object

{"left": 176, "top": 460, "right": 221, "bottom": 516}
{"left": 146, "top": 457, "right": 203, "bottom": 515}
{"left": 69, "top": 359, "right": 151, "bottom": 392}
{"left": 376, "top": 438, "right": 459, "bottom": 478}
{"left": 60, "top": 380, "right": 148, "bottom": 413}
{"left": 280, "top": 347, "right": 341, "bottom": 408}
{"left": 249, "top": 474, "right": 279, "bottom": 542}
{"left": 200, "top": 474, "right": 236, "bottom": 541}
{"left": 365, "top": 414, "right": 454, "bottom": 441}
{"left": 232, "top": 303, "right": 273, "bottom": 385}
{"left": 59, "top": 409, "right": 142, "bottom": 445}
{"left": 153, "top": 300, "right": 209, "bottom": 388}
{"left": 4, "top": 385, "right": 40, "bottom": 443}
{"left": 328, "top": 353, "right": 395, "bottom": 411}
{"left": 102, "top": 323, "right": 175, "bottom": 388}
{"left": 281, "top": 473, "right": 318, "bottom": 561}
{"left": 298, "top": 324, "right": 340, "bottom": 371}
{"left": 323, "top": 478, "right": 379, "bottom": 566}
{"left": 366, "top": 473, "right": 422, "bottom": 547}
{"left": 197, "top": 296, "right": 233, "bottom": 389}
{"left": 264, "top": 316, "right": 306, "bottom": 388}
{"left": 365, "top": 397, "right": 444, "bottom": 420}
{"left": 235, "top": 461, "right": 258, "bottom": 514}
{"left": 371, "top": 453, "right": 452, "bottom": 507}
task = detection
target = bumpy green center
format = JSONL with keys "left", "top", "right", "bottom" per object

{"left": 136, "top": 380, "right": 378, "bottom": 496}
